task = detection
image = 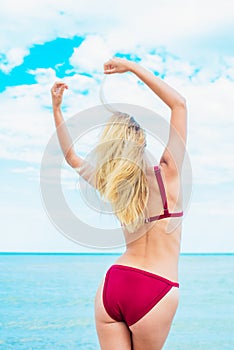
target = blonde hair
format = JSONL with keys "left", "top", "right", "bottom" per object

{"left": 94, "top": 112, "right": 149, "bottom": 233}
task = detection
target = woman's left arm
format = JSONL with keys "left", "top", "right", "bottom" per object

{"left": 51, "top": 82, "right": 84, "bottom": 169}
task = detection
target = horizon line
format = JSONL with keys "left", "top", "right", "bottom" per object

{"left": 0, "top": 251, "right": 234, "bottom": 256}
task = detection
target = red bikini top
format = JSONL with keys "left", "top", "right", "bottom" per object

{"left": 145, "top": 165, "right": 183, "bottom": 223}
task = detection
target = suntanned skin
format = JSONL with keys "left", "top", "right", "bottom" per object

{"left": 51, "top": 57, "right": 187, "bottom": 350}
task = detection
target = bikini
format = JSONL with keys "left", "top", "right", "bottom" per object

{"left": 102, "top": 165, "right": 183, "bottom": 327}
{"left": 144, "top": 165, "right": 183, "bottom": 223}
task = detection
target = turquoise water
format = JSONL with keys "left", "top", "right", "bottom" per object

{"left": 0, "top": 253, "right": 233, "bottom": 349}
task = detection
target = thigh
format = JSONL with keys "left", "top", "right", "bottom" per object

{"left": 95, "top": 279, "right": 132, "bottom": 350}
{"left": 129, "top": 287, "right": 179, "bottom": 350}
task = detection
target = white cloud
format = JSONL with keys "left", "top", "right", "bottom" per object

{"left": 0, "top": 67, "right": 101, "bottom": 166}
{"left": 69, "top": 35, "right": 113, "bottom": 74}
{"left": 0, "top": 47, "right": 29, "bottom": 73}
{"left": 1, "top": 0, "right": 234, "bottom": 73}
{"left": 1, "top": 50, "right": 234, "bottom": 190}
{"left": 27, "top": 68, "right": 58, "bottom": 84}
{"left": 0, "top": 3, "right": 234, "bottom": 193}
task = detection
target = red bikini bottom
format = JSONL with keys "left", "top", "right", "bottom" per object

{"left": 103, "top": 264, "right": 179, "bottom": 327}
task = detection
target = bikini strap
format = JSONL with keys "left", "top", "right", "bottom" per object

{"left": 153, "top": 165, "right": 169, "bottom": 215}
{"left": 144, "top": 166, "right": 183, "bottom": 223}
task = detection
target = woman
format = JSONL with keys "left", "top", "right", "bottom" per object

{"left": 51, "top": 57, "right": 187, "bottom": 350}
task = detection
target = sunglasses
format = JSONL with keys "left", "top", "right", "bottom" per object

{"left": 128, "top": 116, "right": 140, "bottom": 131}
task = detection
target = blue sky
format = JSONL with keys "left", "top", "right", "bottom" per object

{"left": 0, "top": 0, "right": 234, "bottom": 252}
{"left": 0, "top": 37, "right": 84, "bottom": 92}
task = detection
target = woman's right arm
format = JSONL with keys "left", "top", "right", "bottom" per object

{"left": 104, "top": 58, "right": 187, "bottom": 172}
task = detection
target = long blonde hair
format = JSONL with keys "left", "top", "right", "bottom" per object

{"left": 94, "top": 112, "right": 149, "bottom": 233}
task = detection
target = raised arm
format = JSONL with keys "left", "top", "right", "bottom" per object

{"left": 104, "top": 58, "right": 187, "bottom": 172}
{"left": 51, "top": 82, "right": 95, "bottom": 186}
{"left": 51, "top": 82, "right": 84, "bottom": 169}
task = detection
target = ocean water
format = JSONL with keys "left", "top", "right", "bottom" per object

{"left": 0, "top": 253, "right": 233, "bottom": 350}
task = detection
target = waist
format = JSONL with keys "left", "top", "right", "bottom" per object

{"left": 114, "top": 254, "right": 179, "bottom": 283}
{"left": 107, "top": 264, "right": 179, "bottom": 286}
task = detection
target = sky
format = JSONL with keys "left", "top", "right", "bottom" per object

{"left": 0, "top": 0, "right": 234, "bottom": 253}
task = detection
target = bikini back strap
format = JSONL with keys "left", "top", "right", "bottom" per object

{"left": 144, "top": 166, "right": 183, "bottom": 223}
{"left": 153, "top": 165, "right": 169, "bottom": 214}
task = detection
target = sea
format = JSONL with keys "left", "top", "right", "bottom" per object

{"left": 0, "top": 253, "right": 233, "bottom": 350}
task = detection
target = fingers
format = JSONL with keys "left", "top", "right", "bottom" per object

{"left": 52, "top": 81, "right": 68, "bottom": 89}
{"left": 51, "top": 81, "right": 68, "bottom": 95}
{"left": 104, "top": 67, "right": 116, "bottom": 74}
{"left": 103, "top": 57, "right": 129, "bottom": 74}
{"left": 104, "top": 60, "right": 117, "bottom": 74}
{"left": 104, "top": 58, "right": 114, "bottom": 66}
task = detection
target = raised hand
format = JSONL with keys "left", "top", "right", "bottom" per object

{"left": 103, "top": 57, "right": 133, "bottom": 74}
{"left": 51, "top": 81, "right": 68, "bottom": 109}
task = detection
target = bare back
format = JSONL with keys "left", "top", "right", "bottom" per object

{"left": 115, "top": 161, "right": 183, "bottom": 282}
